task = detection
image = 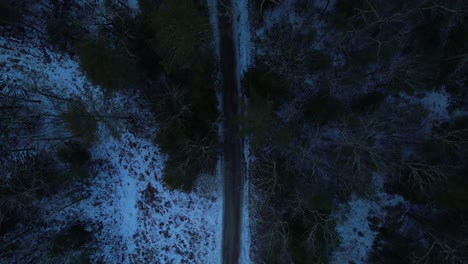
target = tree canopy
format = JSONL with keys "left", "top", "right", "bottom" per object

{"left": 151, "top": 0, "right": 212, "bottom": 74}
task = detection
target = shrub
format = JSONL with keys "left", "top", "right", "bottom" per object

{"left": 50, "top": 223, "right": 91, "bottom": 257}
{"left": 252, "top": 0, "right": 280, "bottom": 15}
{"left": 45, "top": 1, "right": 88, "bottom": 52}
{"left": 242, "top": 65, "right": 287, "bottom": 107}
{"left": 57, "top": 141, "right": 90, "bottom": 167}
{"left": 7, "top": 153, "right": 62, "bottom": 196}
{"left": 184, "top": 59, "right": 218, "bottom": 122}
{"left": 371, "top": 207, "right": 468, "bottom": 263}
{"left": 154, "top": 72, "right": 218, "bottom": 191}
{"left": 422, "top": 117, "right": 468, "bottom": 163}
{"left": 307, "top": 195, "right": 334, "bottom": 213}
{"left": 386, "top": 161, "right": 449, "bottom": 205}
{"left": 239, "top": 97, "right": 273, "bottom": 148}
{"left": 259, "top": 23, "right": 326, "bottom": 81}
{"left": 163, "top": 158, "right": 201, "bottom": 191}
{"left": 331, "top": 0, "right": 369, "bottom": 30}
{"left": 446, "top": 23, "right": 468, "bottom": 55}
{"left": 0, "top": 0, "right": 23, "bottom": 26}
{"left": 61, "top": 99, "right": 98, "bottom": 145}
{"left": 157, "top": 118, "right": 217, "bottom": 191}
{"left": 47, "top": 17, "right": 84, "bottom": 52}
{"left": 157, "top": 122, "right": 187, "bottom": 154}
{"left": 150, "top": 56, "right": 218, "bottom": 191}
{"left": 253, "top": 153, "right": 338, "bottom": 263}
{"left": 306, "top": 50, "right": 331, "bottom": 74}
{"left": 369, "top": 207, "right": 429, "bottom": 264}
{"left": 155, "top": 79, "right": 217, "bottom": 150}
{"left": 151, "top": 0, "right": 212, "bottom": 74}
{"left": 345, "top": 43, "right": 397, "bottom": 80}
{"left": 350, "top": 46, "right": 379, "bottom": 68}
{"left": 77, "top": 40, "right": 140, "bottom": 90}
{"left": 411, "top": 9, "right": 448, "bottom": 57}
{"left": 379, "top": 40, "right": 400, "bottom": 63}
{"left": 159, "top": 120, "right": 217, "bottom": 191}
{"left": 273, "top": 190, "right": 337, "bottom": 264}
{"left": 272, "top": 124, "right": 297, "bottom": 148}
{"left": 304, "top": 27, "right": 317, "bottom": 43}
{"left": 0, "top": 153, "right": 62, "bottom": 234}
{"left": 351, "top": 91, "right": 386, "bottom": 113}
{"left": 388, "top": 71, "right": 414, "bottom": 94}
{"left": 388, "top": 60, "right": 435, "bottom": 94}
{"left": 252, "top": 155, "right": 298, "bottom": 197}
{"left": 138, "top": 0, "right": 162, "bottom": 17}
{"left": 148, "top": 34, "right": 218, "bottom": 194}
{"left": 433, "top": 170, "right": 468, "bottom": 210}
{"left": 301, "top": 90, "right": 345, "bottom": 125}
{"left": 421, "top": 139, "right": 452, "bottom": 164}
{"left": 289, "top": 212, "right": 337, "bottom": 264}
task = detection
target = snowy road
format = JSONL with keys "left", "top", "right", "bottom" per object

{"left": 218, "top": 2, "right": 244, "bottom": 263}
{"left": 209, "top": 0, "right": 252, "bottom": 262}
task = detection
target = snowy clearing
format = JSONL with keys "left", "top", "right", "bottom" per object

{"left": 82, "top": 131, "right": 221, "bottom": 263}
{"left": 331, "top": 174, "right": 405, "bottom": 264}
{"left": 1, "top": 28, "right": 222, "bottom": 263}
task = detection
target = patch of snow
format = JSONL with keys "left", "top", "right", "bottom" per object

{"left": 240, "top": 138, "right": 252, "bottom": 264}
{"left": 331, "top": 52, "right": 346, "bottom": 68}
{"left": 82, "top": 131, "right": 222, "bottom": 263}
{"left": 421, "top": 88, "right": 450, "bottom": 121}
{"left": 394, "top": 88, "right": 451, "bottom": 134}
{"left": 206, "top": 2, "right": 224, "bottom": 260}
{"left": 207, "top": 0, "right": 221, "bottom": 61}
{"left": 0, "top": 36, "right": 95, "bottom": 100}
{"left": 0, "top": 35, "right": 107, "bottom": 153}
{"left": 331, "top": 196, "right": 376, "bottom": 264}
{"left": 126, "top": 0, "right": 140, "bottom": 11}
{"left": 331, "top": 174, "right": 405, "bottom": 264}
{"left": 215, "top": 159, "right": 225, "bottom": 263}
{"left": 232, "top": 0, "right": 253, "bottom": 262}
{"left": 232, "top": 0, "right": 253, "bottom": 81}
{"left": 397, "top": 88, "right": 450, "bottom": 123}
{"left": 1, "top": 29, "right": 222, "bottom": 263}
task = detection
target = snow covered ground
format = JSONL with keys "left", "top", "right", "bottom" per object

{"left": 232, "top": 0, "right": 254, "bottom": 263}
{"left": 240, "top": 139, "right": 252, "bottom": 264}
{"left": 331, "top": 174, "right": 405, "bottom": 264}
{"left": 82, "top": 131, "right": 221, "bottom": 263}
{"left": 1, "top": 26, "right": 222, "bottom": 263}
{"left": 233, "top": 0, "right": 253, "bottom": 79}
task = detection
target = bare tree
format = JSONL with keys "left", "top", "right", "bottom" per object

{"left": 252, "top": 154, "right": 282, "bottom": 195}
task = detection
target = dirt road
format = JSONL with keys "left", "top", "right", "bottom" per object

{"left": 218, "top": 1, "right": 244, "bottom": 263}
